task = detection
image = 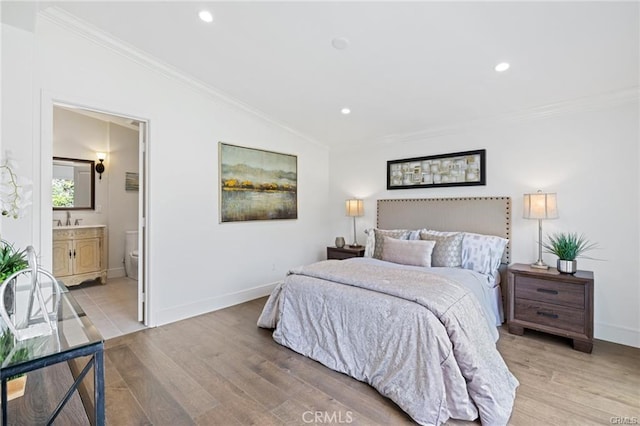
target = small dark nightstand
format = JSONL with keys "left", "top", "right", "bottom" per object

{"left": 327, "top": 246, "right": 365, "bottom": 260}
{"left": 507, "top": 263, "right": 594, "bottom": 353}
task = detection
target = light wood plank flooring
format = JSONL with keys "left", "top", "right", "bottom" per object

{"left": 100, "top": 297, "right": 640, "bottom": 425}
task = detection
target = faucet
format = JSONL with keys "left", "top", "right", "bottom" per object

{"left": 66, "top": 211, "right": 71, "bottom": 226}
{"left": 74, "top": 218, "right": 82, "bottom": 226}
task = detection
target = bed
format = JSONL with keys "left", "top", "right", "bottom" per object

{"left": 258, "top": 197, "right": 519, "bottom": 425}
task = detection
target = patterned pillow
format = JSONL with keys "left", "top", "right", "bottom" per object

{"left": 420, "top": 231, "right": 463, "bottom": 267}
{"left": 461, "top": 232, "right": 509, "bottom": 283}
{"left": 381, "top": 237, "right": 435, "bottom": 267}
{"left": 373, "top": 229, "right": 411, "bottom": 259}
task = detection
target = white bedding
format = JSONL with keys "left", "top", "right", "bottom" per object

{"left": 353, "top": 257, "right": 504, "bottom": 326}
{"left": 258, "top": 258, "right": 518, "bottom": 425}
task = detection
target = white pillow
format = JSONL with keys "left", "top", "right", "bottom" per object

{"left": 381, "top": 236, "right": 436, "bottom": 267}
{"left": 461, "top": 232, "right": 508, "bottom": 283}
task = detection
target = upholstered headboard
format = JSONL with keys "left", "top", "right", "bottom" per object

{"left": 376, "top": 197, "right": 511, "bottom": 264}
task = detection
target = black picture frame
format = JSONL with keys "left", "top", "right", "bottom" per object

{"left": 387, "top": 149, "right": 486, "bottom": 190}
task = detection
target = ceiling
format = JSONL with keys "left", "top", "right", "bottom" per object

{"left": 21, "top": 2, "right": 640, "bottom": 148}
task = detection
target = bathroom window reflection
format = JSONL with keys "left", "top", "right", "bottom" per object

{"left": 52, "top": 157, "right": 95, "bottom": 210}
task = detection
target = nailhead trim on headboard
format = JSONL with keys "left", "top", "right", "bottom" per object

{"left": 376, "top": 197, "right": 512, "bottom": 263}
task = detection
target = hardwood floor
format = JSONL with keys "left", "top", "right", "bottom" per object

{"left": 101, "top": 297, "right": 640, "bottom": 425}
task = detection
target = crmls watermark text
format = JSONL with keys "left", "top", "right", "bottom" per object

{"left": 302, "top": 410, "right": 353, "bottom": 424}
{"left": 611, "top": 416, "right": 639, "bottom": 424}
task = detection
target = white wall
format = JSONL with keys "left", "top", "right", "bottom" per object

{"left": 329, "top": 101, "right": 640, "bottom": 348}
{"left": 1, "top": 16, "right": 330, "bottom": 327}
{"left": 107, "top": 122, "right": 139, "bottom": 278}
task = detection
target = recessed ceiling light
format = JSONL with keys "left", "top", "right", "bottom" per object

{"left": 332, "top": 37, "right": 350, "bottom": 50}
{"left": 341, "top": 107, "right": 351, "bottom": 115}
{"left": 495, "top": 62, "right": 510, "bottom": 72}
{"left": 199, "top": 10, "right": 214, "bottom": 23}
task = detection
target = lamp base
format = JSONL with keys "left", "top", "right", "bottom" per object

{"left": 530, "top": 261, "right": 549, "bottom": 270}
{"left": 348, "top": 244, "right": 363, "bottom": 249}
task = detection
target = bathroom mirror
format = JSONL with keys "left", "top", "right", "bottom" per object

{"left": 52, "top": 157, "right": 95, "bottom": 210}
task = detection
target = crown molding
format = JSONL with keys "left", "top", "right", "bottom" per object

{"left": 37, "top": 7, "right": 327, "bottom": 150}
{"left": 372, "top": 88, "right": 639, "bottom": 148}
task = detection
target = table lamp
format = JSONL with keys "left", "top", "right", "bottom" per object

{"left": 523, "top": 190, "right": 558, "bottom": 269}
{"left": 346, "top": 199, "right": 364, "bottom": 248}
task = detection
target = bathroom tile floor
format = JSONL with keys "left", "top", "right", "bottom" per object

{"left": 67, "top": 276, "right": 146, "bottom": 340}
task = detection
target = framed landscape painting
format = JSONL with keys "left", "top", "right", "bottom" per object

{"left": 387, "top": 149, "right": 486, "bottom": 190}
{"left": 219, "top": 142, "right": 298, "bottom": 222}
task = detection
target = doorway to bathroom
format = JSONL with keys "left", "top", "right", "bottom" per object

{"left": 51, "top": 103, "right": 148, "bottom": 339}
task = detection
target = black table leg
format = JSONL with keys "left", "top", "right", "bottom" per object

{"left": 94, "top": 350, "right": 104, "bottom": 426}
{"left": 1, "top": 379, "right": 6, "bottom": 426}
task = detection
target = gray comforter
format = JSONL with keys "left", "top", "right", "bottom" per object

{"left": 258, "top": 259, "right": 519, "bottom": 425}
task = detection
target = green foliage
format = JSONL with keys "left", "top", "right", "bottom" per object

{"left": 52, "top": 178, "right": 74, "bottom": 207}
{"left": 0, "top": 241, "right": 27, "bottom": 283}
{"left": 0, "top": 329, "right": 30, "bottom": 379}
{"left": 542, "top": 232, "right": 598, "bottom": 261}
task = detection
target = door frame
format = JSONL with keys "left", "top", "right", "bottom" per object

{"left": 40, "top": 93, "right": 152, "bottom": 326}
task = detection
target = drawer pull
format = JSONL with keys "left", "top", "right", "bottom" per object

{"left": 537, "top": 311, "right": 559, "bottom": 319}
{"left": 537, "top": 288, "right": 558, "bottom": 295}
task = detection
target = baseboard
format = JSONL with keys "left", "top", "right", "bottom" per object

{"left": 595, "top": 322, "right": 640, "bottom": 348}
{"left": 154, "top": 281, "right": 280, "bottom": 327}
{"left": 108, "top": 267, "right": 126, "bottom": 279}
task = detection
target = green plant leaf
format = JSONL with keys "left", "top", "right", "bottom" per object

{"left": 542, "top": 232, "right": 599, "bottom": 260}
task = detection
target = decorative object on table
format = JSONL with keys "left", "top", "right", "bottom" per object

{"left": 542, "top": 232, "right": 599, "bottom": 274}
{"left": 335, "top": 237, "right": 345, "bottom": 248}
{"left": 219, "top": 142, "right": 297, "bottom": 222}
{"left": 345, "top": 199, "right": 364, "bottom": 248}
{"left": 523, "top": 190, "right": 558, "bottom": 269}
{"left": 387, "top": 149, "right": 486, "bottom": 189}
{"left": 95, "top": 152, "right": 106, "bottom": 180}
{"left": 0, "top": 246, "right": 61, "bottom": 341}
{"left": 125, "top": 172, "right": 139, "bottom": 191}
{"left": 0, "top": 241, "right": 28, "bottom": 316}
{"left": 0, "top": 151, "right": 32, "bottom": 219}
{"left": 0, "top": 328, "right": 30, "bottom": 400}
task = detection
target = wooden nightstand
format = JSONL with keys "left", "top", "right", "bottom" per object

{"left": 507, "top": 263, "right": 594, "bottom": 353}
{"left": 327, "top": 246, "right": 365, "bottom": 260}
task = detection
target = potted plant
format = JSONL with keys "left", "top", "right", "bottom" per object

{"left": 0, "top": 329, "right": 30, "bottom": 400}
{"left": 542, "top": 232, "right": 599, "bottom": 274}
{"left": 0, "top": 241, "right": 27, "bottom": 316}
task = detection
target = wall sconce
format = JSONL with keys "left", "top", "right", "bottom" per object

{"left": 96, "top": 152, "right": 106, "bottom": 180}
{"left": 523, "top": 190, "right": 558, "bottom": 269}
{"left": 345, "top": 199, "right": 364, "bottom": 248}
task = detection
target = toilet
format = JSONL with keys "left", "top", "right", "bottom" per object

{"left": 124, "top": 231, "right": 139, "bottom": 280}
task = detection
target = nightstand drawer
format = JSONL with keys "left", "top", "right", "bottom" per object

{"left": 514, "top": 275, "right": 585, "bottom": 309}
{"left": 327, "top": 246, "right": 365, "bottom": 260}
{"left": 329, "top": 250, "right": 358, "bottom": 260}
{"left": 514, "top": 299, "right": 585, "bottom": 334}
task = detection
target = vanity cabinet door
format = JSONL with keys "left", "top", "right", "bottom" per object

{"left": 74, "top": 238, "right": 101, "bottom": 275}
{"left": 52, "top": 240, "right": 73, "bottom": 277}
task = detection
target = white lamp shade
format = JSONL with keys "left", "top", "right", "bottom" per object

{"left": 96, "top": 152, "right": 107, "bottom": 161}
{"left": 345, "top": 199, "right": 364, "bottom": 217}
{"left": 523, "top": 192, "right": 558, "bottom": 220}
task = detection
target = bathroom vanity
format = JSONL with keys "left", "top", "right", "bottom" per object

{"left": 53, "top": 225, "right": 107, "bottom": 286}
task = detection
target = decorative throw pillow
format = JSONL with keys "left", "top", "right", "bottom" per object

{"left": 461, "top": 232, "right": 509, "bottom": 283}
{"left": 420, "top": 231, "right": 463, "bottom": 267}
{"left": 364, "top": 228, "right": 376, "bottom": 257}
{"left": 381, "top": 236, "right": 435, "bottom": 267}
{"left": 373, "top": 229, "right": 411, "bottom": 259}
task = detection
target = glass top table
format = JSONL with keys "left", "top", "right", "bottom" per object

{"left": 0, "top": 281, "right": 104, "bottom": 425}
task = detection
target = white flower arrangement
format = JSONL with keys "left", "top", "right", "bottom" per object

{"left": 0, "top": 152, "right": 32, "bottom": 219}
